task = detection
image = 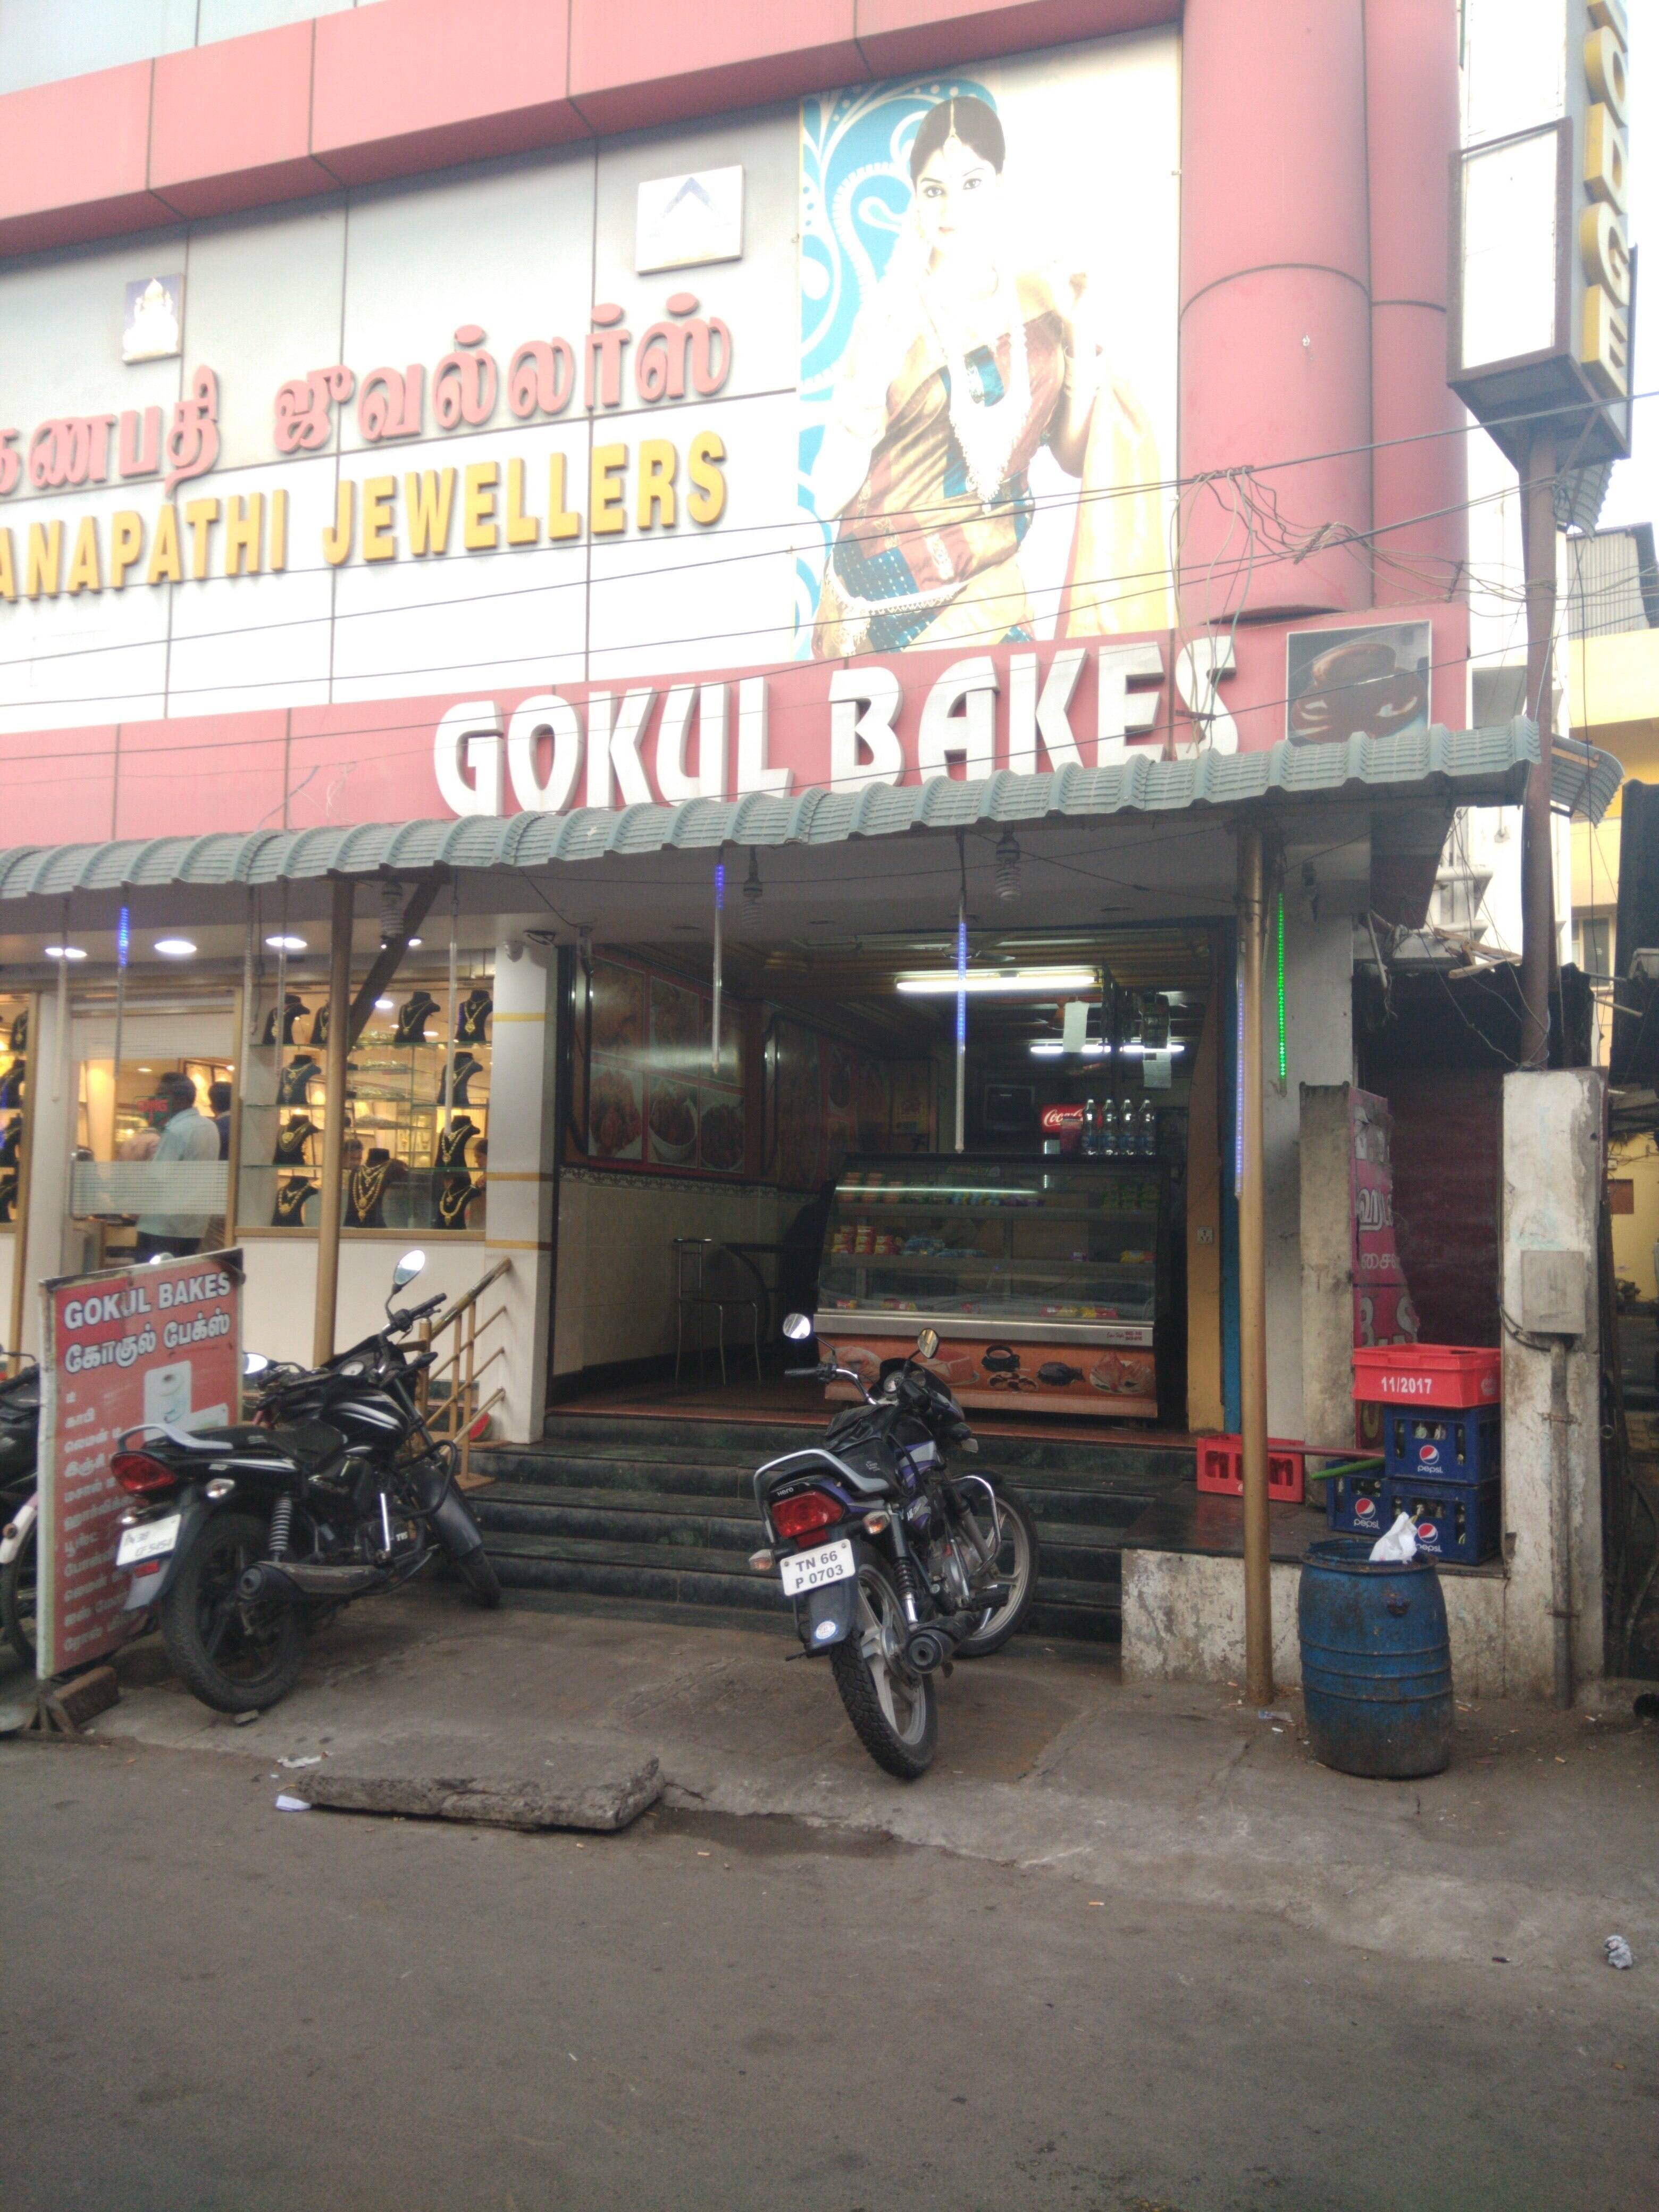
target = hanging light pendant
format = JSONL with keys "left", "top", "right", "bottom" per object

{"left": 993, "top": 831, "right": 1021, "bottom": 901}
{"left": 742, "top": 850, "right": 763, "bottom": 906}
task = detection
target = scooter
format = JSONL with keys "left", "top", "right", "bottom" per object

{"left": 0, "top": 1349, "right": 39, "bottom": 1668}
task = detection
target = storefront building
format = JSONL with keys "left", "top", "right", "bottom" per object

{"left": 0, "top": 3, "right": 1626, "bottom": 1685}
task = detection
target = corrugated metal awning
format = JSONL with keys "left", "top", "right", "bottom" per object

{"left": 0, "top": 718, "right": 1618, "bottom": 902}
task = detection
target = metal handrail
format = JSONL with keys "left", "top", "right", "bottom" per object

{"left": 416, "top": 1257, "right": 513, "bottom": 1486}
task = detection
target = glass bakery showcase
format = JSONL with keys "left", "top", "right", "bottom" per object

{"left": 812, "top": 1153, "right": 1166, "bottom": 1419}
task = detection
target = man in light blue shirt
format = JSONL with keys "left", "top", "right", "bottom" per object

{"left": 135, "top": 1074, "right": 221, "bottom": 1260}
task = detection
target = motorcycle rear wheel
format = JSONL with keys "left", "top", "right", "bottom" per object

{"left": 1, "top": 1518, "right": 36, "bottom": 1669}
{"left": 158, "top": 1511, "right": 308, "bottom": 1714}
{"left": 830, "top": 1558, "right": 937, "bottom": 1780}
{"left": 954, "top": 1485, "right": 1040, "bottom": 1658}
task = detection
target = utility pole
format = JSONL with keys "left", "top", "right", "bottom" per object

{"left": 1236, "top": 823, "right": 1273, "bottom": 1707}
{"left": 1520, "top": 429, "right": 1558, "bottom": 1070}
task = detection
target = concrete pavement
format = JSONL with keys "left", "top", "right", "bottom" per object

{"left": 7, "top": 1583, "right": 1656, "bottom": 1981}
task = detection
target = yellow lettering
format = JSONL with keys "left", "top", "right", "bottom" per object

{"left": 591, "top": 443, "right": 626, "bottom": 536}
{"left": 184, "top": 497, "right": 220, "bottom": 582}
{"left": 362, "top": 475, "right": 397, "bottom": 563}
{"left": 25, "top": 521, "right": 62, "bottom": 599}
{"left": 66, "top": 516, "right": 103, "bottom": 594}
{"left": 108, "top": 509, "right": 144, "bottom": 589}
{"left": 463, "top": 462, "right": 499, "bottom": 551}
{"left": 548, "top": 453, "right": 581, "bottom": 541}
{"left": 323, "top": 478, "right": 355, "bottom": 567}
{"left": 270, "top": 487, "right": 288, "bottom": 572}
{"left": 636, "top": 438, "right": 678, "bottom": 531}
{"left": 687, "top": 430, "right": 726, "bottom": 526}
{"left": 504, "top": 457, "right": 540, "bottom": 546}
{"left": 405, "top": 468, "right": 455, "bottom": 557}
{"left": 146, "top": 504, "right": 182, "bottom": 585}
{"left": 223, "top": 492, "right": 263, "bottom": 577}
{"left": 0, "top": 528, "right": 14, "bottom": 604}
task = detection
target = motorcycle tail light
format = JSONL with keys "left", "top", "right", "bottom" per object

{"left": 111, "top": 1451, "right": 179, "bottom": 1496}
{"left": 772, "top": 1489, "right": 845, "bottom": 1539}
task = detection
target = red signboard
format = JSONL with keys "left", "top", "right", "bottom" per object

{"left": 36, "top": 1250, "right": 242, "bottom": 1679}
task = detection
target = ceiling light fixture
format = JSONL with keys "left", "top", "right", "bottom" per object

{"left": 264, "top": 933, "right": 307, "bottom": 952}
{"left": 154, "top": 938, "right": 197, "bottom": 958}
{"left": 45, "top": 944, "right": 87, "bottom": 960}
{"left": 993, "top": 831, "right": 1021, "bottom": 901}
{"left": 407, "top": 936, "right": 423, "bottom": 948}
{"left": 1029, "top": 1039, "right": 1185, "bottom": 1058}
{"left": 897, "top": 967, "right": 1099, "bottom": 997}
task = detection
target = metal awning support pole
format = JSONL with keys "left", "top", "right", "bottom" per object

{"left": 312, "top": 875, "right": 355, "bottom": 1367}
{"left": 1237, "top": 823, "right": 1273, "bottom": 1707}
{"left": 1520, "top": 427, "right": 1558, "bottom": 1071}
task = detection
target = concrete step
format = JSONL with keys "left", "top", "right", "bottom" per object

{"left": 479, "top": 1520, "right": 1121, "bottom": 1640}
{"left": 473, "top": 1481, "right": 1126, "bottom": 1589}
{"left": 479, "top": 1442, "right": 1178, "bottom": 1514}
{"left": 537, "top": 1410, "right": 1195, "bottom": 1485}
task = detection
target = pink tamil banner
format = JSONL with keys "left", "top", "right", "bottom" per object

{"left": 36, "top": 1251, "right": 242, "bottom": 1679}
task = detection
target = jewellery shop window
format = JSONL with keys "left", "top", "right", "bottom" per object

{"left": 238, "top": 968, "right": 493, "bottom": 1236}
{"left": 0, "top": 995, "right": 30, "bottom": 1235}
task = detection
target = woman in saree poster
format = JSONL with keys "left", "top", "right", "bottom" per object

{"left": 797, "top": 49, "right": 1177, "bottom": 661}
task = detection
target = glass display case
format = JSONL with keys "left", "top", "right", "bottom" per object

{"left": 812, "top": 1153, "right": 1166, "bottom": 1419}
{"left": 238, "top": 969, "right": 491, "bottom": 1236}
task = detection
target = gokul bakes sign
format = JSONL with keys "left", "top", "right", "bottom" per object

{"left": 0, "top": 299, "right": 732, "bottom": 598}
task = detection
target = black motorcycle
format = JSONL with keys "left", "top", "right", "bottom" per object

{"left": 752, "top": 1314, "right": 1040, "bottom": 1779}
{"left": 0, "top": 1350, "right": 39, "bottom": 1669}
{"left": 112, "top": 1250, "right": 500, "bottom": 1714}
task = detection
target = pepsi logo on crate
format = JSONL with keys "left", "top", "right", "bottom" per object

{"left": 1324, "top": 1465, "right": 1388, "bottom": 1535}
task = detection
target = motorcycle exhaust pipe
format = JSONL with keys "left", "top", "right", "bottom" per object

{"left": 238, "top": 1560, "right": 384, "bottom": 1603}
{"left": 904, "top": 1627, "right": 951, "bottom": 1673}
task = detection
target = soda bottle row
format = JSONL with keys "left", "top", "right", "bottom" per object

{"left": 1082, "top": 1097, "right": 1158, "bottom": 1157}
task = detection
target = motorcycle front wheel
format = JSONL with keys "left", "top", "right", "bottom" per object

{"left": 1, "top": 1517, "right": 37, "bottom": 1669}
{"left": 158, "top": 1511, "right": 308, "bottom": 1714}
{"left": 953, "top": 1485, "right": 1040, "bottom": 1658}
{"left": 830, "top": 1556, "right": 937, "bottom": 1780}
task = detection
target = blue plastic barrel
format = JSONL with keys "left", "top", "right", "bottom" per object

{"left": 1298, "top": 1537, "right": 1452, "bottom": 1779}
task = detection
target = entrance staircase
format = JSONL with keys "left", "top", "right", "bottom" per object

{"left": 468, "top": 1411, "right": 1194, "bottom": 1646}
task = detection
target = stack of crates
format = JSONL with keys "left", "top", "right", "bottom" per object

{"left": 1350, "top": 1346, "right": 1502, "bottom": 1565}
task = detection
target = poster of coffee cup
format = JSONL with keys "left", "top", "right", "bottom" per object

{"left": 1286, "top": 622, "right": 1430, "bottom": 746}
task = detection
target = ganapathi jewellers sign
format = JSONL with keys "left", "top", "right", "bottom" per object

{"left": 0, "top": 302, "right": 733, "bottom": 596}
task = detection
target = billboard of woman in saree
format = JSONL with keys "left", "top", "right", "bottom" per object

{"left": 797, "top": 37, "right": 1178, "bottom": 658}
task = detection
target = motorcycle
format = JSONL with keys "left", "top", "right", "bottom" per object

{"left": 0, "top": 1349, "right": 39, "bottom": 1669}
{"left": 751, "top": 1313, "right": 1040, "bottom": 1780}
{"left": 112, "top": 1250, "right": 501, "bottom": 1714}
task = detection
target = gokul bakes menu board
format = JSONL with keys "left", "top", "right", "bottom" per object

{"left": 577, "top": 957, "right": 747, "bottom": 1177}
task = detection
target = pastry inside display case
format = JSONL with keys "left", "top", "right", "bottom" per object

{"left": 240, "top": 967, "right": 491, "bottom": 1234}
{"left": 813, "top": 1153, "right": 1166, "bottom": 1418}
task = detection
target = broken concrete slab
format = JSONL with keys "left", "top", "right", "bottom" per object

{"left": 299, "top": 1750, "right": 664, "bottom": 1832}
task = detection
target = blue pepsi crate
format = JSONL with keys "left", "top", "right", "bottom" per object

{"left": 1385, "top": 1474, "right": 1502, "bottom": 1566}
{"left": 1382, "top": 1406, "right": 1501, "bottom": 1486}
{"left": 1323, "top": 1463, "right": 1390, "bottom": 1537}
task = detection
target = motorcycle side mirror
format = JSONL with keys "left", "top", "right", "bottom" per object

{"left": 390, "top": 1249, "right": 426, "bottom": 1294}
{"left": 781, "top": 1312, "right": 812, "bottom": 1342}
{"left": 242, "top": 1351, "right": 270, "bottom": 1378}
{"left": 916, "top": 1327, "right": 940, "bottom": 1361}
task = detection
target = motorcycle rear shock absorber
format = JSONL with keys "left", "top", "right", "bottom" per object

{"left": 891, "top": 1542, "right": 924, "bottom": 1625}
{"left": 269, "top": 1495, "right": 294, "bottom": 1560}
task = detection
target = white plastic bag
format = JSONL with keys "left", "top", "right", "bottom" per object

{"left": 1368, "top": 1511, "right": 1419, "bottom": 1564}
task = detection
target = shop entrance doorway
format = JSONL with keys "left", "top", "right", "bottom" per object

{"left": 554, "top": 919, "right": 1219, "bottom": 1440}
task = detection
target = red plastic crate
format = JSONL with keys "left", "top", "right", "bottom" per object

{"left": 1352, "top": 1344, "right": 1501, "bottom": 1410}
{"left": 1195, "top": 1435, "right": 1305, "bottom": 1504}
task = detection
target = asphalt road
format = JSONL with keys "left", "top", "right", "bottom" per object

{"left": 3, "top": 1738, "right": 1654, "bottom": 2212}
